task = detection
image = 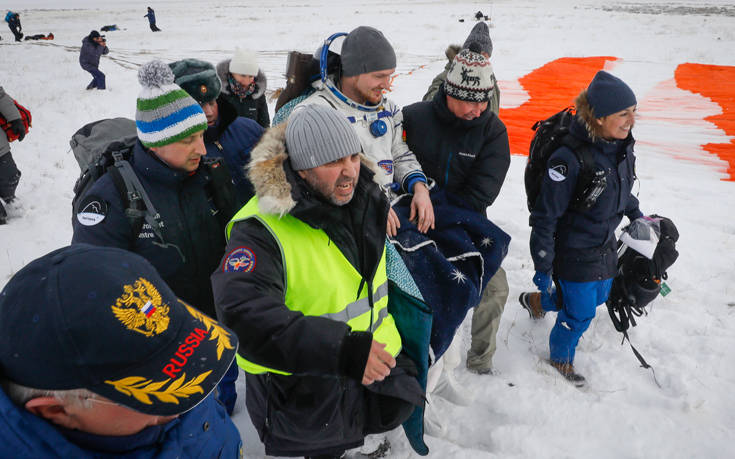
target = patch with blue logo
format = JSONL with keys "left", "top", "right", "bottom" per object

{"left": 223, "top": 247, "right": 256, "bottom": 273}
{"left": 378, "top": 160, "right": 393, "bottom": 175}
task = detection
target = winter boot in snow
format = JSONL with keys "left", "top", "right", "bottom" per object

{"left": 550, "top": 361, "right": 586, "bottom": 387}
{"left": 519, "top": 292, "right": 546, "bottom": 319}
{"left": 354, "top": 436, "right": 390, "bottom": 458}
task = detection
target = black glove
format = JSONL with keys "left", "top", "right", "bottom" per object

{"left": 9, "top": 119, "right": 25, "bottom": 141}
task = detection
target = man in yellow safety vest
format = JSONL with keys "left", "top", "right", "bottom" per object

{"left": 212, "top": 104, "right": 422, "bottom": 458}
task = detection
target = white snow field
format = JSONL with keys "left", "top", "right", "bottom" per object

{"left": 2, "top": 1, "right": 734, "bottom": 458}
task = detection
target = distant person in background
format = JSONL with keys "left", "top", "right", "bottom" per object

{"left": 24, "top": 33, "right": 54, "bottom": 41}
{"left": 6, "top": 11, "right": 22, "bottom": 42}
{"left": 0, "top": 85, "right": 25, "bottom": 224}
{"left": 144, "top": 7, "right": 161, "bottom": 32}
{"left": 216, "top": 48, "right": 270, "bottom": 128}
{"left": 422, "top": 22, "right": 500, "bottom": 115}
{"left": 79, "top": 30, "right": 108, "bottom": 90}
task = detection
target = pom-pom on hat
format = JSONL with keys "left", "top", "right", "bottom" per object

{"left": 444, "top": 43, "right": 495, "bottom": 103}
{"left": 462, "top": 22, "right": 493, "bottom": 57}
{"left": 341, "top": 26, "right": 396, "bottom": 77}
{"left": 169, "top": 58, "right": 221, "bottom": 103}
{"left": 229, "top": 48, "right": 259, "bottom": 76}
{"left": 135, "top": 60, "right": 208, "bottom": 148}
{"left": 586, "top": 70, "right": 637, "bottom": 118}
{"left": 286, "top": 104, "right": 362, "bottom": 171}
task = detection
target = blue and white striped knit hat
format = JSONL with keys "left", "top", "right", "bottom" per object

{"left": 135, "top": 60, "right": 208, "bottom": 148}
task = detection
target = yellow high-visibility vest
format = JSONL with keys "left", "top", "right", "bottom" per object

{"left": 226, "top": 196, "right": 401, "bottom": 375}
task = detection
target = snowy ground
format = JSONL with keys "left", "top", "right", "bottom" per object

{"left": 2, "top": 1, "right": 735, "bottom": 458}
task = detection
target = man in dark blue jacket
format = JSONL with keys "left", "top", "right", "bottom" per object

{"left": 144, "top": 7, "right": 161, "bottom": 32}
{"left": 72, "top": 60, "right": 241, "bottom": 412}
{"left": 79, "top": 30, "right": 109, "bottom": 90}
{"left": 0, "top": 244, "right": 241, "bottom": 458}
{"left": 403, "top": 45, "right": 510, "bottom": 377}
{"left": 169, "top": 58, "right": 264, "bottom": 205}
{"left": 520, "top": 71, "right": 643, "bottom": 385}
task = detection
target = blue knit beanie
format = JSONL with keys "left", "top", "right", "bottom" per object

{"left": 586, "top": 71, "right": 637, "bottom": 118}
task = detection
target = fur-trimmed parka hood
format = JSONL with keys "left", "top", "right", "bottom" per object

{"left": 247, "top": 123, "right": 381, "bottom": 217}
{"left": 216, "top": 59, "right": 267, "bottom": 99}
{"left": 444, "top": 44, "right": 462, "bottom": 68}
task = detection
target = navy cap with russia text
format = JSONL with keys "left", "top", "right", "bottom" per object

{"left": 0, "top": 244, "right": 238, "bottom": 416}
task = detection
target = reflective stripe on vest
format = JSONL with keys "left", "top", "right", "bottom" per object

{"left": 226, "top": 196, "right": 401, "bottom": 375}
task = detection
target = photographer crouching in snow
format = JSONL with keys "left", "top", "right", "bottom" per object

{"left": 79, "top": 30, "right": 108, "bottom": 90}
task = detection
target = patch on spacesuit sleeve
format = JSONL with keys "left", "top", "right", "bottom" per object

{"left": 222, "top": 247, "right": 257, "bottom": 273}
{"left": 378, "top": 160, "right": 394, "bottom": 175}
{"left": 76, "top": 195, "right": 109, "bottom": 226}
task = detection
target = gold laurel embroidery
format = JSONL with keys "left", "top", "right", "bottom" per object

{"left": 105, "top": 370, "right": 212, "bottom": 405}
{"left": 110, "top": 277, "right": 170, "bottom": 337}
{"left": 180, "top": 300, "right": 234, "bottom": 360}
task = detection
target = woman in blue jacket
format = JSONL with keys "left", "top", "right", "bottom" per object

{"left": 520, "top": 71, "right": 643, "bottom": 386}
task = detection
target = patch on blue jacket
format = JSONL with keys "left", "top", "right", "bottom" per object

{"left": 223, "top": 247, "right": 256, "bottom": 273}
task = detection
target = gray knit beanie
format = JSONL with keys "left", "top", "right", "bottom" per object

{"left": 341, "top": 26, "right": 396, "bottom": 77}
{"left": 463, "top": 22, "right": 493, "bottom": 57}
{"left": 286, "top": 105, "right": 362, "bottom": 171}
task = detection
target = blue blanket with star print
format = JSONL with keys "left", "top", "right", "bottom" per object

{"left": 389, "top": 189, "right": 510, "bottom": 360}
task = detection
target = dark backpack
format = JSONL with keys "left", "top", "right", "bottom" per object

{"left": 71, "top": 118, "right": 168, "bottom": 241}
{"left": 524, "top": 108, "right": 606, "bottom": 212}
{"left": 605, "top": 215, "right": 679, "bottom": 381}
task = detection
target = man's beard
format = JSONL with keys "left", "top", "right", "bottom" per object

{"left": 302, "top": 172, "right": 356, "bottom": 206}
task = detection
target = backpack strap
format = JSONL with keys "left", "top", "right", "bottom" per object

{"left": 109, "top": 152, "right": 186, "bottom": 262}
{"left": 559, "top": 135, "right": 606, "bottom": 211}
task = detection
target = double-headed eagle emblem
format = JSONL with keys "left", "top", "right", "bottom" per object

{"left": 111, "top": 278, "right": 170, "bottom": 337}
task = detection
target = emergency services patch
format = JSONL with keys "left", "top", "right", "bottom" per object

{"left": 76, "top": 195, "right": 108, "bottom": 226}
{"left": 378, "top": 160, "right": 393, "bottom": 175}
{"left": 548, "top": 163, "right": 568, "bottom": 182}
{"left": 223, "top": 247, "right": 256, "bottom": 273}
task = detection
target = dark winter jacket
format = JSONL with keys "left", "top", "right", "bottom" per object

{"left": 403, "top": 85, "right": 510, "bottom": 214}
{"left": 79, "top": 36, "right": 108, "bottom": 71}
{"left": 72, "top": 140, "right": 232, "bottom": 318}
{"left": 204, "top": 97, "right": 264, "bottom": 204}
{"left": 144, "top": 8, "right": 156, "bottom": 24}
{"left": 0, "top": 386, "right": 241, "bottom": 458}
{"left": 529, "top": 110, "right": 642, "bottom": 282}
{"left": 422, "top": 45, "right": 501, "bottom": 115}
{"left": 7, "top": 14, "right": 20, "bottom": 31}
{"left": 216, "top": 59, "right": 270, "bottom": 128}
{"left": 211, "top": 125, "right": 421, "bottom": 457}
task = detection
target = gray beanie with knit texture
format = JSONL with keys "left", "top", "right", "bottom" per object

{"left": 463, "top": 22, "right": 493, "bottom": 57}
{"left": 340, "top": 26, "right": 397, "bottom": 77}
{"left": 286, "top": 105, "right": 362, "bottom": 171}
